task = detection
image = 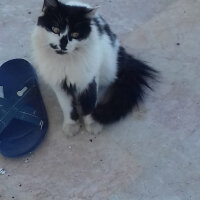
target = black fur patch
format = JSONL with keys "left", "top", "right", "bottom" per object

{"left": 62, "top": 81, "right": 76, "bottom": 96}
{"left": 104, "top": 24, "right": 117, "bottom": 46}
{"left": 93, "top": 18, "right": 104, "bottom": 35}
{"left": 92, "top": 47, "right": 158, "bottom": 124}
{"left": 56, "top": 50, "right": 67, "bottom": 55}
{"left": 93, "top": 17, "right": 116, "bottom": 46}
{"left": 60, "top": 35, "right": 68, "bottom": 50}
{"left": 50, "top": 43, "right": 58, "bottom": 49}
{"left": 61, "top": 79, "right": 79, "bottom": 121}
{"left": 61, "top": 78, "right": 97, "bottom": 119}
{"left": 78, "top": 79, "right": 97, "bottom": 116}
{"left": 70, "top": 99, "right": 79, "bottom": 121}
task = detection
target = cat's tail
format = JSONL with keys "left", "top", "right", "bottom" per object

{"left": 92, "top": 47, "right": 158, "bottom": 125}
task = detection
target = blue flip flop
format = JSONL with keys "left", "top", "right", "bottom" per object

{"left": 0, "top": 59, "right": 48, "bottom": 158}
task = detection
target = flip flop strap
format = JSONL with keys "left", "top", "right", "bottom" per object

{"left": 0, "top": 77, "right": 44, "bottom": 134}
{"left": 0, "top": 104, "right": 43, "bottom": 134}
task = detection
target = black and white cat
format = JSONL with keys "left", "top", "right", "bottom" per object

{"left": 32, "top": 0, "right": 157, "bottom": 136}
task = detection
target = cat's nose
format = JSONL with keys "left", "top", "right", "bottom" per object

{"left": 60, "top": 35, "right": 68, "bottom": 51}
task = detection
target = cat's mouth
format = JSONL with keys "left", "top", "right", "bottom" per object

{"left": 56, "top": 50, "right": 67, "bottom": 55}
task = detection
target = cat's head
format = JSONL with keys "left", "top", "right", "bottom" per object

{"left": 37, "top": 0, "right": 97, "bottom": 55}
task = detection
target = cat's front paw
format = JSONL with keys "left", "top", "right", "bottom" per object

{"left": 63, "top": 123, "right": 81, "bottom": 137}
{"left": 85, "top": 122, "right": 103, "bottom": 135}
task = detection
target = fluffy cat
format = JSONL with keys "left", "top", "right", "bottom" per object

{"left": 32, "top": 0, "right": 157, "bottom": 136}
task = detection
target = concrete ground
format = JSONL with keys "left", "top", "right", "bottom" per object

{"left": 0, "top": 0, "right": 200, "bottom": 199}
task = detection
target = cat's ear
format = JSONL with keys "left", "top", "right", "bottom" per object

{"left": 85, "top": 7, "right": 99, "bottom": 19}
{"left": 42, "top": 0, "right": 59, "bottom": 12}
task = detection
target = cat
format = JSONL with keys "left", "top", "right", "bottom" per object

{"left": 32, "top": 0, "right": 158, "bottom": 136}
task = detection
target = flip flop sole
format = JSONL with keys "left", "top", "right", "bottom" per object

{"left": 0, "top": 59, "right": 48, "bottom": 158}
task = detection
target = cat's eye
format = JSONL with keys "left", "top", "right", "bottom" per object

{"left": 52, "top": 27, "right": 60, "bottom": 34}
{"left": 71, "top": 32, "right": 79, "bottom": 38}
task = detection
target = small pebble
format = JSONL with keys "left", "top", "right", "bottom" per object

{"left": 89, "top": 139, "right": 93, "bottom": 143}
{"left": 176, "top": 43, "right": 180, "bottom": 46}
{"left": 68, "top": 146, "right": 72, "bottom": 149}
{"left": 24, "top": 158, "right": 29, "bottom": 163}
{"left": 28, "top": 11, "right": 31, "bottom": 14}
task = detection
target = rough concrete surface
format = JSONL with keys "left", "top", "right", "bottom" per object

{"left": 0, "top": 0, "right": 200, "bottom": 199}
